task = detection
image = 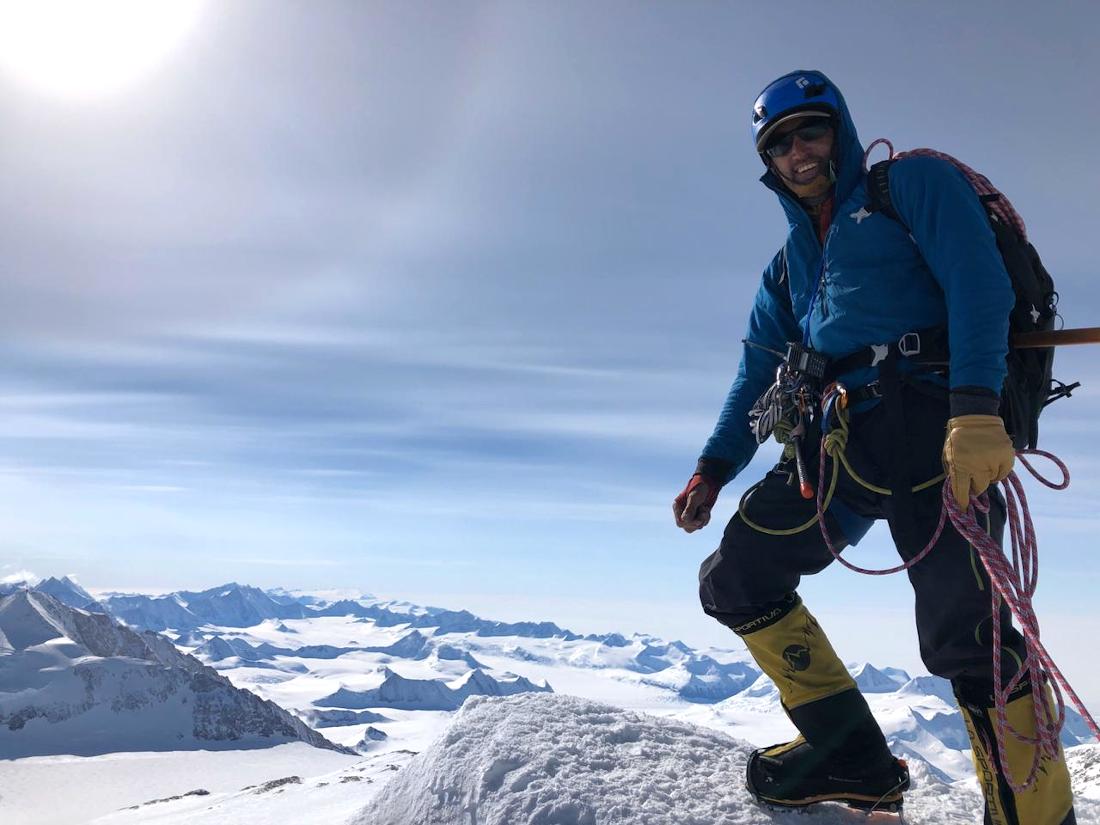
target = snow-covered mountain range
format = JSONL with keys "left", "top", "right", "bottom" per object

{"left": 3, "top": 576, "right": 1098, "bottom": 824}
{"left": 0, "top": 589, "right": 350, "bottom": 758}
{"left": 96, "top": 582, "right": 634, "bottom": 644}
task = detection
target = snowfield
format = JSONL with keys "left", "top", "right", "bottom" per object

{"left": 2, "top": 742, "right": 363, "bottom": 825}
{"left": 2, "top": 580, "right": 1098, "bottom": 823}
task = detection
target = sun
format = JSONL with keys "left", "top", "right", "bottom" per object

{"left": 0, "top": 0, "right": 207, "bottom": 100}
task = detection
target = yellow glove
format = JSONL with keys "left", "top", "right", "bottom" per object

{"left": 942, "top": 415, "right": 1015, "bottom": 511}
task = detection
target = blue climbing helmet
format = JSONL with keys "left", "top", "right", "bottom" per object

{"left": 751, "top": 70, "right": 843, "bottom": 155}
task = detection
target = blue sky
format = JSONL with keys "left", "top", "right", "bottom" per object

{"left": 1, "top": 1, "right": 1100, "bottom": 704}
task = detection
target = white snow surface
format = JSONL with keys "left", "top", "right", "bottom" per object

{"left": 3, "top": 742, "right": 364, "bottom": 825}
{"left": 1070, "top": 745, "right": 1100, "bottom": 801}
{"left": 355, "top": 692, "right": 1045, "bottom": 825}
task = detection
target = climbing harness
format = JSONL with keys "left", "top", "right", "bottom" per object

{"left": 739, "top": 369, "right": 945, "bottom": 542}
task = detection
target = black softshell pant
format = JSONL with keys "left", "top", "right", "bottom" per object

{"left": 698, "top": 383, "right": 1026, "bottom": 684}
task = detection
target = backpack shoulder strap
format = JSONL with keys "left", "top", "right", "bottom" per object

{"left": 866, "top": 158, "right": 905, "bottom": 227}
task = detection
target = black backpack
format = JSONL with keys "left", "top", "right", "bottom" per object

{"left": 865, "top": 150, "right": 1077, "bottom": 449}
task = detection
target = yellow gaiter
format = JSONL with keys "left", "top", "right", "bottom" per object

{"left": 956, "top": 680, "right": 1074, "bottom": 825}
{"left": 736, "top": 596, "right": 856, "bottom": 710}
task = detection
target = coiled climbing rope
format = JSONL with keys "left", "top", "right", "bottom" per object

{"left": 797, "top": 386, "right": 1100, "bottom": 792}
{"left": 942, "top": 451, "right": 1100, "bottom": 791}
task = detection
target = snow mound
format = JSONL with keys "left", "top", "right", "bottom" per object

{"left": 355, "top": 692, "right": 753, "bottom": 825}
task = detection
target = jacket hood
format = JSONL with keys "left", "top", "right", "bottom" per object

{"left": 759, "top": 70, "right": 865, "bottom": 208}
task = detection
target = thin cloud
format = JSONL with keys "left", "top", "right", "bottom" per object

{"left": 0, "top": 569, "right": 39, "bottom": 585}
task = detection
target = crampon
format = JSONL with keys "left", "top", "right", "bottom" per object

{"left": 746, "top": 737, "right": 910, "bottom": 818}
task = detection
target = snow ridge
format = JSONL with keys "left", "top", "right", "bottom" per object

{"left": 103, "top": 583, "right": 308, "bottom": 630}
{"left": 315, "top": 667, "right": 551, "bottom": 712}
{"left": 101, "top": 583, "right": 629, "bottom": 646}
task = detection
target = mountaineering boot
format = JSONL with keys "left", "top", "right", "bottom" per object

{"left": 746, "top": 734, "right": 910, "bottom": 812}
{"left": 734, "top": 594, "right": 907, "bottom": 811}
{"left": 954, "top": 677, "right": 1076, "bottom": 825}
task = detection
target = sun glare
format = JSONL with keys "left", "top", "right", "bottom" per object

{"left": 0, "top": 0, "right": 206, "bottom": 100}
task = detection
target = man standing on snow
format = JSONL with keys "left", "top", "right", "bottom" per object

{"left": 674, "top": 70, "right": 1076, "bottom": 823}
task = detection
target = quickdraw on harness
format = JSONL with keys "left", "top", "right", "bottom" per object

{"left": 747, "top": 340, "right": 828, "bottom": 501}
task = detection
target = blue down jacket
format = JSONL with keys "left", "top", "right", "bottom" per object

{"left": 701, "top": 80, "right": 1015, "bottom": 491}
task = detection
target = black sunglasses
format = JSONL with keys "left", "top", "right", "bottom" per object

{"left": 764, "top": 121, "right": 833, "bottom": 159}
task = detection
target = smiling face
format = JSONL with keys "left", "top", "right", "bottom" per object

{"left": 765, "top": 116, "right": 836, "bottom": 197}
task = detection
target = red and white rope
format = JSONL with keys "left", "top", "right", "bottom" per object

{"left": 944, "top": 452, "right": 1100, "bottom": 791}
{"left": 813, "top": 409, "right": 1100, "bottom": 790}
{"left": 862, "top": 139, "right": 1029, "bottom": 242}
{"left": 814, "top": 429, "right": 946, "bottom": 575}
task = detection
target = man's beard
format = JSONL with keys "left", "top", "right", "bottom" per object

{"left": 777, "top": 158, "right": 834, "bottom": 200}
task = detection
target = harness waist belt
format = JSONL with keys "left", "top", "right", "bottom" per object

{"left": 823, "top": 326, "right": 949, "bottom": 384}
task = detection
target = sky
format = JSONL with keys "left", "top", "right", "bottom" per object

{"left": 1, "top": 1, "right": 1100, "bottom": 705}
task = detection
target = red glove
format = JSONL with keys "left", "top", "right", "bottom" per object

{"left": 673, "top": 474, "right": 720, "bottom": 533}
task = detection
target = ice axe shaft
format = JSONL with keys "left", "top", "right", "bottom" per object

{"left": 1012, "top": 326, "right": 1100, "bottom": 349}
